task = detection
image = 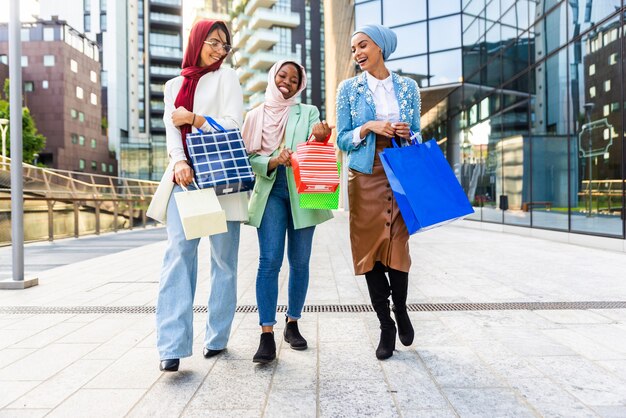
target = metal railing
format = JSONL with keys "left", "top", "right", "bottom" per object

{"left": 0, "top": 158, "right": 160, "bottom": 245}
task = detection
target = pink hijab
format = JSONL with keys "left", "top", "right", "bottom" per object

{"left": 242, "top": 60, "right": 308, "bottom": 156}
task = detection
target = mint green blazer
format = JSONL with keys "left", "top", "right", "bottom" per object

{"left": 247, "top": 104, "right": 334, "bottom": 229}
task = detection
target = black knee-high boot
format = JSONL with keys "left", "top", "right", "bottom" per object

{"left": 389, "top": 269, "right": 414, "bottom": 346}
{"left": 365, "top": 263, "right": 396, "bottom": 360}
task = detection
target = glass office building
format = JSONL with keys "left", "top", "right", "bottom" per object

{"left": 354, "top": 0, "right": 626, "bottom": 238}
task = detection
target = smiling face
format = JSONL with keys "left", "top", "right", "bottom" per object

{"left": 198, "top": 27, "right": 229, "bottom": 67}
{"left": 274, "top": 63, "right": 301, "bottom": 99}
{"left": 351, "top": 32, "right": 383, "bottom": 72}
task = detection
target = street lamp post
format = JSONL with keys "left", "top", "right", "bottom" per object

{"left": 0, "top": 118, "right": 8, "bottom": 170}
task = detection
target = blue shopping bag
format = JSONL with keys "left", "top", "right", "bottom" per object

{"left": 379, "top": 134, "right": 474, "bottom": 234}
{"left": 185, "top": 116, "right": 255, "bottom": 195}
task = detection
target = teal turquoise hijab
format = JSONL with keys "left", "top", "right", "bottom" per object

{"left": 352, "top": 24, "right": 398, "bottom": 60}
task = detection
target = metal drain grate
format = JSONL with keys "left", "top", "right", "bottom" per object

{"left": 1, "top": 301, "right": 625, "bottom": 315}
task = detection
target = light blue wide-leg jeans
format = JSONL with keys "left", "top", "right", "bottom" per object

{"left": 156, "top": 184, "right": 240, "bottom": 360}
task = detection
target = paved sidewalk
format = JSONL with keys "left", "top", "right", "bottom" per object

{"left": 1, "top": 212, "right": 626, "bottom": 417}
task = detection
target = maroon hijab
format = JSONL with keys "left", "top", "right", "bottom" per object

{"left": 174, "top": 19, "right": 228, "bottom": 158}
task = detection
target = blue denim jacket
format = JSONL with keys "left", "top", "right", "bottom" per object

{"left": 336, "top": 71, "right": 422, "bottom": 174}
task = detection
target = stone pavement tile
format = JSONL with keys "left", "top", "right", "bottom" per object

{"left": 2, "top": 314, "right": 74, "bottom": 331}
{"left": 0, "top": 343, "right": 98, "bottom": 381}
{"left": 567, "top": 323, "right": 626, "bottom": 350}
{"left": 56, "top": 315, "right": 137, "bottom": 344}
{"left": 181, "top": 409, "right": 261, "bottom": 418}
{"left": 412, "top": 320, "right": 466, "bottom": 348}
{"left": 442, "top": 388, "right": 536, "bottom": 418}
{"left": 531, "top": 356, "right": 626, "bottom": 406}
{"left": 541, "top": 328, "right": 626, "bottom": 360}
{"left": 263, "top": 389, "right": 317, "bottom": 418}
{"left": 7, "top": 359, "right": 111, "bottom": 409}
{"left": 64, "top": 313, "right": 105, "bottom": 323}
{"left": 510, "top": 377, "right": 597, "bottom": 418}
{"left": 597, "top": 360, "right": 626, "bottom": 381}
{"left": 46, "top": 388, "right": 145, "bottom": 418}
{"left": 463, "top": 310, "right": 560, "bottom": 331}
{"left": 590, "top": 310, "right": 626, "bottom": 322}
{"left": 485, "top": 327, "right": 577, "bottom": 357}
{"left": 591, "top": 405, "right": 626, "bottom": 417}
{"left": 83, "top": 325, "right": 154, "bottom": 360}
{"left": 0, "top": 381, "right": 41, "bottom": 409}
{"left": 438, "top": 315, "right": 493, "bottom": 343}
{"left": 0, "top": 348, "right": 36, "bottom": 370}
{"left": 272, "top": 352, "right": 317, "bottom": 391}
{"left": 380, "top": 351, "right": 449, "bottom": 411}
{"left": 183, "top": 359, "right": 274, "bottom": 412}
{"left": 318, "top": 315, "right": 370, "bottom": 343}
{"left": 12, "top": 321, "right": 87, "bottom": 349}
{"left": 85, "top": 347, "right": 161, "bottom": 389}
{"left": 319, "top": 378, "right": 399, "bottom": 418}
{"left": 402, "top": 408, "right": 458, "bottom": 418}
{"left": 0, "top": 409, "right": 50, "bottom": 417}
{"left": 319, "top": 343, "right": 384, "bottom": 381}
{"left": 0, "top": 329, "right": 43, "bottom": 351}
{"left": 467, "top": 341, "right": 544, "bottom": 381}
{"left": 535, "top": 310, "right": 616, "bottom": 325}
{"left": 417, "top": 346, "right": 504, "bottom": 388}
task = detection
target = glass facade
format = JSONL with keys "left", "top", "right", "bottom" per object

{"left": 354, "top": 0, "right": 626, "bottom": 238}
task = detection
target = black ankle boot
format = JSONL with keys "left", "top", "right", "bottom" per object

{"left": 253, "top": 332, "right": 276, "bottom": 364}
{"left": 392, "top": 305, "right": 414, "bottom": 346}
{"left": 284, "top": 317, "right": 307, "bottom": 350}
{"left": 389, "top": 269, "right": 414, "bottom": 346}
{"left": 376, "top": 325, "right": 396, "bottom": 360}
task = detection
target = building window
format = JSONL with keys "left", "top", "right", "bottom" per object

{"left": 603, "top": 105, "right": 610, "bottom": 116}
{"left": 76, "top": 86, "right": 84, "bottom": 99}
{"left": 21, "top": 56, "right": 28, "bottom": 67}
{"left": 79, "top": 135, "right": 85, "bottom": 146}
{"left": 42, "top": 80, "right": 49, "bottom": 89}
{"left": 100, "top": 14, "right": 107, "bottom": 31}
{"left": 72, "top": 134, "right": 78, "bottom": 144}
{"left": 70, "top": 59, "right": 78, "bottom": 73}
{"left": 108, "top": 164, "right": 114, "bottom": 173}
{"left": 0, "top": 55, "right": 7, "bottom": 64}
{"left": 90, "top": 93, "right": 98, "bottom": 105}
{"left": 91, "top": 138, "right": 97, "bottom": 148}
{"left": 43, "top": 27, "right": 55, "bottom": 41}
{"left": 79, "top": 112, "right": 85, "bottom": 122}
{"left": 24, "top": 81, "right": 34, "bottom": 92}
{"left": 101, "top": 162, "right": 107, "bottom": 172}
{"left": 90, "top": 70, "right": 97, "bottom": 83}
{"left": 43, "top": 55, "right": 55, "bottom": 66}
{"left": 604, "top": 80, "right": 611, "bottom": 92}
{"left": 588, "top": 64, "right": 595, "bottom": 76}
{"left": 21, "top": 28, "right": 30, "bottom": 42}
{"left": 79, "top": 159, "right": 85, "bottom": 170}
{"left": 589, "top": 86, "right": 596, "bottom": 98}
{"left": 611, "top": 102, "right": 620, "bottom": 112}
{"left": 91, "top": 161, "right": 97, "bottom": 171}
{"left": 609, "top": 53, "right": 618, "bottom": 65}
{"left": 84, "top": 14, "right": 91, "bottom": 32}
{"left": 71, "top": 109, "right": 78, "bottom": 119}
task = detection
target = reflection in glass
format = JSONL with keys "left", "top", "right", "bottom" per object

{"left": 393, "top": 23, "right": 427, "bottom": 58}
{"left": 355, "top": 1, "right": 381, "bottom": 28}
{"left": 429, "top": 16, "right": 461, "bottom": 52}
{"left": 429, "top": 0, "right": 460, "bottom": 18}
{"left": 383, "top": 0, "right": 426, "bottom": 26}
{"left": 386, "top": 55, "right": 428, "bottom": 86}
{"left": 429, "top": 49, "right": 462, "bottom": 85}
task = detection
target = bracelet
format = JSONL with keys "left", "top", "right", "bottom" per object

{"left": 191, "top": 113, "right": 196, "bottom": 126}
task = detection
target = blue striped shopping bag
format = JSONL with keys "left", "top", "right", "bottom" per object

{"left": 185, "top": 116, "right": 255, "bottom": 195}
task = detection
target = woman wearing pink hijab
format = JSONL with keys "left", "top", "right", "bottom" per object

{"left": 242, "top": 60, "right": 333, "bottom": 364}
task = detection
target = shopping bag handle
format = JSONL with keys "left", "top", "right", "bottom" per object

{"left": 391, "top": 130, "right": 423, "bottom": 148}
{"left": 197, "top": 116, "right": 227, "bottom": 134}
{"left": 179, "top": 179, "right": 201, "bottom": 192}
{"left": 307, "top": 131, "right": 333, "bottom": 145}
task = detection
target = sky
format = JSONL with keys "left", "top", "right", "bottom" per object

{"left": 0, "top": 0, "right": 40, "bottom": 23}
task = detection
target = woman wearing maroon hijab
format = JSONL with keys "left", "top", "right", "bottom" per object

{"left": 151, "top": 20, "right": 246, "bottom": 372}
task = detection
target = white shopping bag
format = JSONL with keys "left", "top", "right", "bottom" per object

{"left": 174, "top": 182, "right": 227, "bottom": 240}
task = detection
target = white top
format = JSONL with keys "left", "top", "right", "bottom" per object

{"left": 352, "top": 72, "right": 400, "bottom": 145}
{"left": 163, "top": 67, "right": 248, "bottom": 221}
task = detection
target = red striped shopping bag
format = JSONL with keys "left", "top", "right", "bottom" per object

{"left": 291, "top": 133, "right": 340, "bottom": 193}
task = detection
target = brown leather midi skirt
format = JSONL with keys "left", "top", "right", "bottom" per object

{"left": 348, "top": 135, "right": 411, "bottom": 275}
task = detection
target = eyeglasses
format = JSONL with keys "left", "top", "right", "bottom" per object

{"left": 203, "top": 39, "right": 232, "bottom": 54}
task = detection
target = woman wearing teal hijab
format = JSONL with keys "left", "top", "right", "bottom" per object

{"left": 336, "top": 24, "right": 422, "bottom": 360}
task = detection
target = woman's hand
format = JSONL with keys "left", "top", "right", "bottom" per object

{"left": 363, "top": 121, "right": 395, "bottom": 138}
{"left": 392, "top": 122, "right": 411, "bottom": 140}
{"left": 174, "top": 160, "right": 194, "bottom": 187}
{"left": 268, "top": 148, "right": 293, "bottom": 173}
{"left": 311, "top": 121, "right": 334, "bottom": 142}
{"left": 172, "top": 106, "right": 194, "bottom": 127}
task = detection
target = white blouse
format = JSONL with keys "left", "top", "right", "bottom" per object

{"left": 352, "top": 71, "right": 400, "bottom": 144}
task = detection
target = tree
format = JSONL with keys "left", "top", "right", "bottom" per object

{"left": 0, "top": 79, "right": 46, "bottom": 164}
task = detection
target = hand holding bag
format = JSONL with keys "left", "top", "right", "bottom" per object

{"left": 185, "top": 116, "right": 255, "bottom": 195}
{"left": 291, "top": 133, "right": 340, "bottom": 193}
{"left": 379, "top": 133, "right": 474, "bottom": 234}
{"left": 174, "top": 181, "right": 227, "bottom": 240}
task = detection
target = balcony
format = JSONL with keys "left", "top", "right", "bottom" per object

{"left": 236, "top": 66, "right": 254, "bottom": 82}
{"left": 249, "top": 8, "right": 300, "bottom": 30}
{"left": 249, "top": 51, "right": 299, "bottom": 71}
{"left": 248, "top": 91, "right": 265, "bottom": 109}
{"left": 232, "top": 29, "right": 252, "bottom": 49}
{"left": 244, "top": 0, "right": 277, "bottom": 15}
{"left": 245, "top": 29, "right": 279, "bottom": 54}
{"left": 232, "top": 14, "right": 249, "bottom": 32}
{"left": 233, "top": 50, "right": 250, "bottom": 66}
{"left": 245, "top": 71, "right": 268, "bottom": 93}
